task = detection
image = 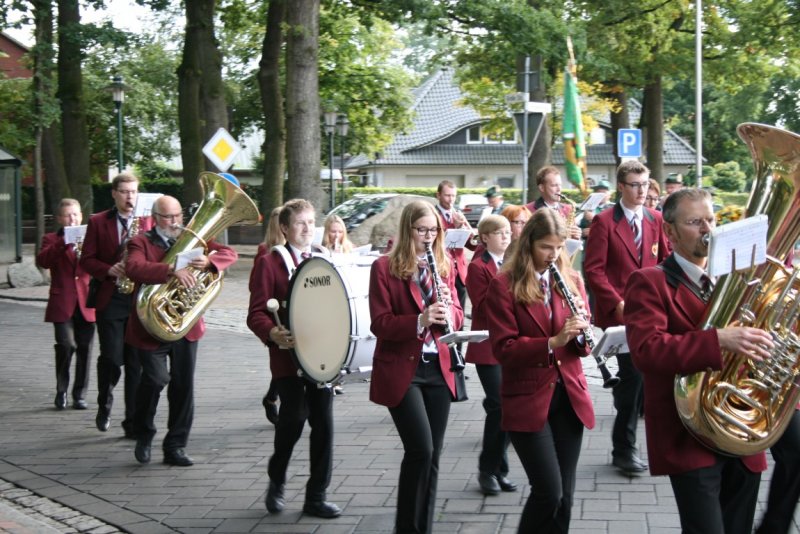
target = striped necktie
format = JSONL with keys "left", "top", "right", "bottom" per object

{"left": 119, "top": 215, "right": 129, "bottom": 242}
{"left": 700, "top": 274, "right": 714, "bottom": 302}
{"left": 540, "top": 276, "right": 552, "bottom": 319}
{"left": 630, "top": 214, "right": 642, "bottom": 254}
{"left": 418, "top": 260, "right": 435, "bottom": 344}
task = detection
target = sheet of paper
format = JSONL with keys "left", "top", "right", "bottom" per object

{"left": 592, "top": 325, "right": 629, "bottom": 359}
{"left": 353, "top": 244, "right": 373, "bottom": 255}
{"left": 707, "top": 214, "right": 768, "bottom": 278}
{"left": 440, "top": 330, "right": 489, "bottom": 345}
{"left": 312, "top": 226, "right": 324, "bottom": 246}
{"left": 444, "top": 228, "right": 472, "bottom": 249}
{"left": 175, "top": 247, "right": 204, "bottom": 270}
{"left": 134, "top": 193, "right": 163, "bottom": 217}
{"left": 579, "top": 192, "right": 607, "bottom": 212}
{"left": 566, "top": 238, "right": 583, "bottom": 257}
{"left": 479, "top": 207, "right": 493, "bottom": 222}
{"left": 63, "top": 225, "right": 87, "bottom": 244}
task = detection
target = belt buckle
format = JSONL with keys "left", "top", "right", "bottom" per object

{"left": 421, "top": 353, "right": 430, "bottom": 364}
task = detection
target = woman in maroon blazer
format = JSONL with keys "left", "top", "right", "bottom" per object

{"left": 486, "top": 208, "right": 595, "bottom": 534}
{"left": 369, "top": 200, "right": 464, "bottom": 534}
{"left": 36, "top": 198, "right": 96, "bottom": 410}
{"left": 465, "top": 214, "right": 517, "bottom": 496}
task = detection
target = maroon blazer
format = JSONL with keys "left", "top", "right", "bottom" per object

{"left": 123, "top": 230, "right": 237, "bottom": 350}
{"left": 465, "top": 250, "right": 500, "bottom": 365}
{"left": 624, "top": 256, "right": 767, "bottom": 476}
{"left": 80, "top": 209, "right": 153, "bottom": 311}
{"left": 486, "top": 271, "right": 595, "bottom": 433}
{"left": 368, "top": 254, "right": 464, "bottom": 408}
{"left": 525, "top": 197, "right": 573, "bottom": 221}
{"left": 583, "top": 202, "right": 670, "bottom": 329}
{"left": 36, "top": 231, "right": 96, "bottom": 323}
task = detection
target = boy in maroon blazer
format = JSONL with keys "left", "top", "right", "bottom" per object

{"left": 525, "top": 166, "right": 581, "bottom": 240}
{"left": 125, "top": 195, "right": 237, "bottom": 467}
{"left": 624, "top": 188, "right": 771, "bottom": 534}
{"left": 583, "top": 160, "right": 670, "bottom": 474}
{"left": 36, "top": 198, "right": 96, "bottom": 410}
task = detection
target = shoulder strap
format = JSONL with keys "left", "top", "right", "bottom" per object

{"left": 271, "top": 245, "right": 296, "bottom": 279}
{"left": 657, "top": 254, "right": 705, "bottom": 302}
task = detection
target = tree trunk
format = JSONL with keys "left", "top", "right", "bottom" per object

{"left": 178, "top": 0, "right": 228, "bottom": 205}
{"left": 641, "top": 76, "right": 664, "bottom": 184}
{"left": 57, "top": 0, "right": 92, "bottom": 212}
{"left": 284, "top": 0, "right": 324, "bottom": 208}
{"left": 605, "top": 85, "right": 630, "bottom": 169}
{"left": 258, "top": 0, "right": 287, "bottom": 227}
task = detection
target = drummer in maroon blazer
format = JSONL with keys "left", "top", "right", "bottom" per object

{"left": 36, "top": 198, "right": 96, "bottom": 411}
{"left": 583, "top": 159, "right": 670, "bottom": 474}
{"left": 624, "top": 188, "right": 771, "bottom": 534}
{"left": 125, "top": 195, "right": 237, "bottom": 467}
{"left": 247, "top": 198, "right": 341, "bottom": 520}
{"left": 485, "top": 208, "right": 595, "bottom": 534}
{"left": 80, "top": 171, "right": 153, "bottom": 437}
{"left": 464, "top": 214, "right": 517, "bottom": 496}
{"left": 369, "top": 200, "right": 463, "bottom": 534}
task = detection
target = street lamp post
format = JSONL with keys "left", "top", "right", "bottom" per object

{"left": 324, "top": 109, "right": 338, "bottom": 211}
{"left": 337, "top": 115, "right": 349, "bottom": 205}
{"left": 109, "top": 75, "right": 126, "bottom": 173}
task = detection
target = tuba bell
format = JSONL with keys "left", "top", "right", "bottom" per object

{"left": 674, "top": 123, "right": 800, "bottom": 456}
{"left": 136, "top": 172, "right": 260, "bottom": 343}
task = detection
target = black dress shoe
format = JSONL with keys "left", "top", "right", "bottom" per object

{"left": 54, "top": 392, "right": 67, "bottom": 410}
{"left": 478, "top": 472, "right": 501, "bottom": 496}
{"left": 134, "top": 440, "right": 151, "bottom": 464}
{"left": 612, "top": 454, "right": 648, "bottom": 474}
{"left": 95, "top": 412, "right": 110, "bottom": 432}
{"left": 303, "top": 501, "right": 341, "bottom": 519}
{"left": 163, "top": 448, "right": 194, "bottom": 467}
{"left": 72, "top": 399, "right": 88, "bottom": 410}
{"left": 497, "top": 475, "right": 518, "bottom": 492}
{"left": 262, "top": 395, "right": 279, "bottom": 426}
{"left": 265, "top": 481, "right": 285, "bottom": 513}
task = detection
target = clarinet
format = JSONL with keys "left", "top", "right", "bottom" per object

{"left": 424, "top": 243, "right": 465, "bottom": 371}
{"left": 548, "top": 261, "right": 620, "bottom": 388}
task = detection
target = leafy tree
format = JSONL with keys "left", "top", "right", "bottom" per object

{"left": 711, "top": 161, "right": 746, "bottom": 192}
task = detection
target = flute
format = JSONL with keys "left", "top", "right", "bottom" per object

{"left": 548, "top": 261, "right": 620, "bottom": 388}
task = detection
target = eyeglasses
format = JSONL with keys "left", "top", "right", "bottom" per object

{"left": 621, "top": 181, "right": 650, "bottom": 190}
{"left": 413, "top": 226, "right": 440, "bottom": 236}
{"left": 154, "top": 212, "right": 182, "bottom": 220}
{"left": 490, "top": 230, "right": 512, "bottom": 237}
{"left": 510, "top": 220, "right": 527, "bottom": 226}
{"left": 115, "top": 189, "right": 137, "bottom": 196}
{"left": 681, "top": 217, "right": 716, "bottom": 228}
{"left": 645, "top": 196, "right": 659, "bottom": 202}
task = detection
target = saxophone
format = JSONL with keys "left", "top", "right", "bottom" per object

{"left": 116, "top": 216, "right": 141, "bottom": 294}
{"left": 136, "top": 172, "right": 260, "bottom": 342}
{"left": 674, "top": 123, "right": 800, "bottom": 456}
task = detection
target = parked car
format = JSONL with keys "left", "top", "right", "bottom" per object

{"left": 458, "top": 194, "right": 489, "bottom": 227}
{"left": 328, "top": 194, "right": 397, "bottom": 232}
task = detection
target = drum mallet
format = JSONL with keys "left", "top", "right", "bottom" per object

{"left": 267, "top": 298, "right": 289, "bottom": 349}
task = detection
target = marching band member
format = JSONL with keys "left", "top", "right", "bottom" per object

{"left": 322, "top": 213, "right": 353, "bottom": 254}
{"left": 435, "top": 180, "right": 473, "bottom": 309}
{"left": 368, "top": 200, "right": 464, "bottom": 534}
{"left": 486, "top": 208, "right": 595, "bottom": 533}
{"left": 80, "top": 171, "right": 153, "bottom": 437}
{"left": 525, "top": 166, "right": 581, "bottom": 240}
{"left": 624, "top": 188, "right": 771, "bottom": 534}
{"left": 126, "top": 195, "right": 237, "bottom": 467}
{"left": 258, "top": 207, "right": 284, "bottom": 425}
{"left": 247, "top": 199, "right": 340, "bottom": 519}
{"left": 36, "top": 198, "right": 95, "bottom": 410}
{"left": 583, "top": 160, "right": 670, "bottom": 474}
{"left": 465, "top": 215, "right": 517, "bottom": 496}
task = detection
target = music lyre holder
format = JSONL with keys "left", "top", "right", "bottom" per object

{"left": 440, "top": 330, "right": 489, "bottom": 345}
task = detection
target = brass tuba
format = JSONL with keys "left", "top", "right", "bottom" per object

{"left": 136, "top": 172, "right": 260, "bottom": 342}
{"left": 674, "top": 123, "right": 800, "bottom": 456}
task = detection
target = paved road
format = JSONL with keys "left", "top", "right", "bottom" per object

{"left": 0, "top": 250, "right": 794, "bottom": 533}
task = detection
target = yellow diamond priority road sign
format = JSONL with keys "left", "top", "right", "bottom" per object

{"left": 202, "top": 128, "right": 242, "bottom": 172}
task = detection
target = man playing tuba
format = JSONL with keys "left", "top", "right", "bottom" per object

{"left": 125, "top": 195, "right": 237, "bottom": 467}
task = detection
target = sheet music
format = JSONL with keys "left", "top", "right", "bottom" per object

{"left": 175, "top": 247, "right": 204, "bottom": 270}
{"left": 440, "top": 330, "right": 489, "bottom": 345}
{"left": 444, "top": 229, "right": 472, "bottom": 249}
{"left": 707, "top": 214, "right": 768, "bottom": 278}
{"left": 353, "top": 244, "right": 373, "bottom": 255}
{"left": 312, "top": 226, "right": 324, "bottom": 246}
{"left": 579, "top": 192, "right": 607, "bottom": 212}
{"left": 566, "top": 238, "right": 583, "bottom": 257}
{"left": 63, "top": 225, "right": 87, "bottom": 245}
{"left": 134, "top": 193, "right": 163, "bottom": 217}
{"left": 592, "top": 325, "right": 629, "bottom": 358}
{"left": 479, "top": 207, "right": 493, "bottom": 222}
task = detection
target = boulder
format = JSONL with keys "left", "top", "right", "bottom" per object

{"left": 7, "top": 258, "right": 44, "bottom": 288}
{"left": 348, "top": 194, "right": 435, "bottom": 250}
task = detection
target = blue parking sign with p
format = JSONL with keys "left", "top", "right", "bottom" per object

{"left": 618, "top": 129, "right": 642, "bottom": 158}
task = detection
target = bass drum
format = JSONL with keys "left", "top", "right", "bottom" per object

{"left": 286, "top": 255, "right": 377, "bottom": 386}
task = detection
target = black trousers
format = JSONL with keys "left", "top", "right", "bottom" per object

{"left": 268, "top": 376, "right": 334, "bottom": 502}
{"left": 133, "top": 338, "right": 197, "bottom": 452}
{"left": 756, "top": 410, "right": 800, "bottom": 534}
{"left": 611, "top": 352, "right": 643, "bottom": 457}
{"left": 95, "top": 292, "right": 141, "bottom": 433}
{"left": 510, "top": 381, "right": 584, "bottom": 534}
{"left": 669, "top": 456, "right": 761, "bottom": 534}
{"left": 475, "top": 363, "right": 510, "bottom": 477}
{"left": 388, "top": 358, "right": 451, "bottom": 534}
{"left": 53, "top": 306, "right": 95, "bottom": 401}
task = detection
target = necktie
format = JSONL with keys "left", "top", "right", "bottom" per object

{"left": 418, "top": 260, "right": 435, "bottom": 344}
{"left": 444, "top": 211, "right": 452, "bottom": 224}
{"left": 167, "top": 237, "right": 176, "bottom": 248}
{"left": 540, "top": 276, "right": 551, "bottom": 319}
{"left": 630, "top": 214, "right": 642, "bottom": 254}
{"left": 119, "top": 215, "right": 129, "bottom": 242}
{"left": 700, "top": 274, "right": 714, "bottom": 302}
{"left": 301, "top": 252, "right": 311, "bottom": 260}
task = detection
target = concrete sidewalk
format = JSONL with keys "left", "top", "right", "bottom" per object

{"left": 0, "top": 250, "right": 794, "bottom": 533}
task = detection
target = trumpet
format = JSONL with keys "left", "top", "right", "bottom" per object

{"left": 548, "top": 261, "right": 620, "bottom": 388}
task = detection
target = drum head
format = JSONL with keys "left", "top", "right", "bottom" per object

{"left": 287, "top": 257, "right": 352, "bottom": 384}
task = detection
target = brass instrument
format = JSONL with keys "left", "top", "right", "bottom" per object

{"left": 674, "top": 123, "right": 800, "bottom": 456}
{"left": 136, "top": 172, "right": 260, "bottom": 343}
{"left": 116, "top": 216, "right": 141, "bottom": 294}
{"left": 548, "top": 261, "right": 620, "bottom": 388}
{"left": 557, "top": 193, "right": 578, "bottom": 228}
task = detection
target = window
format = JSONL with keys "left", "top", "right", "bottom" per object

{"left": 467, "top": 126, "right": 482, "bottom": 144}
